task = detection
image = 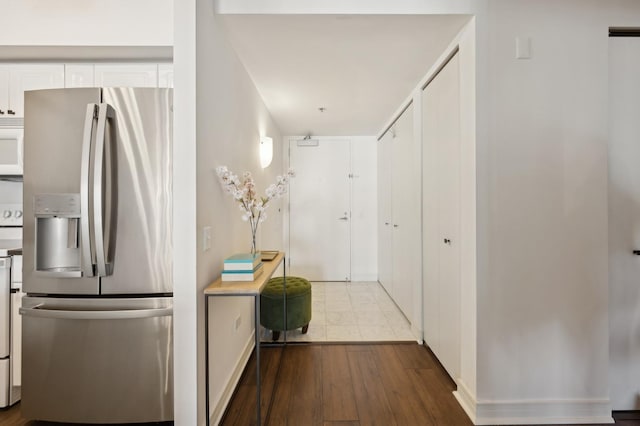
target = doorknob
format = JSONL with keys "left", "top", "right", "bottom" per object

{"left": 444, "top": 238, "right": 451, "bottom": 244}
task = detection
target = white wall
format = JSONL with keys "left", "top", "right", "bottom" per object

{"left": 192, "top": 2, "right": 284, "bottom": 425}
{"left": 478, "top": 0, "right": 613, "bottom": 420}
{"left": 173, "top": 0, "right": 198, "bottom": 424}
{"left": 472, "top": 1, "right": 640, "bottom": 424}
{"left": 0, "top": 0, "right": 173, "bottom": 46}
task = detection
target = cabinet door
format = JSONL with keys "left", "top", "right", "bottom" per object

{"left": 158, "top": 64, "right": 174, "bottom": 88}
{"left": 94, "top": 64, "right": 158, "bottom": 87}
{"left": 391, "top": 103, "right": 418, "bottom": 321}
{"left": 8, "top": 64, "right": 65, "bottom": 117}
{"left": 377, "top": 131, "right": 394, "bottom": 295}
{"left": 0, "top": 66, "right": 8, "bottom": 116}
{"left": 65, "top": 64, "right": 95, "bottom": 88}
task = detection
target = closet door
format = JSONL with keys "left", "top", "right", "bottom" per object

{"left": 608, "top": 36, "right": 640, "bottom": 410}
{"left": 422, "top": 53, "right": 461, "bottom": 379}
{"left": 377, "top": 131, "right": 393, "bottom": 295}
{"left": 391, "top": 103, "right": 418, "bottom": 320}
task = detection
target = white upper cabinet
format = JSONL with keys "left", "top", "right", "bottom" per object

{"left": 158, "top": 64, "right": 174, "bottom": 88}
{"left": 1, "top": 64, "right": 64, "bottom": 117}
{"left": 65, "top": 64, "right": 95, "bottom": 88}
{"left": 0, "top": 67, "right": 8, "bottom": 117}
{"left": 0, "top": 62, "right": 171, "bottom": 118}
{"left": 94, "top": 64, "right": 158, "bottom": 87}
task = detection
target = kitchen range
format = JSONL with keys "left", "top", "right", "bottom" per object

{"left": 0, "top": 202, "right": 22, "bottom": 409}
{"left": 21, "top": 87, "right": 173, "bottom": 424}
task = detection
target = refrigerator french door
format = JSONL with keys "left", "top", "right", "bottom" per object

{"left": 20, "top": 87, "right": 173, "bottom": 424}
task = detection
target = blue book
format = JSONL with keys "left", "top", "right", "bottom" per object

{"left": 224, "top": 253, "right": 261, "bottom": 271}
{"left": 221, "top": 263, "right": 264, "bottom": 281}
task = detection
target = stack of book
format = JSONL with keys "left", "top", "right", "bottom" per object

{"left": 221, "top": 253, "right": 263, "bottom": 281}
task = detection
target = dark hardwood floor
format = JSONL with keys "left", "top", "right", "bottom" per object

{"left": 2, "top": 342, "right": 640, "bottom": 425}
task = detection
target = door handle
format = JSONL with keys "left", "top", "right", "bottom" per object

{"left": 444, "top": 238, "right": 451, "bottom": 244}
{"left": 338, "top": 216, "right": 348, "bottom": 221}
{"left": 93, "top": 103, "right": 116, "bottom": 277}
{"left": 20, "top": 305, "right": 173, "bottom": 320}
{"left": 80, "top": 104, "right": 98, "bottom": 278}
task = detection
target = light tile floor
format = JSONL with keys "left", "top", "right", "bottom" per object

{"left": 260, "top": 281, "right": 416, "bottom": 343}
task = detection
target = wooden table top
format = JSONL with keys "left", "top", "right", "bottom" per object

{"left": 204, "top": 251, "right": 285, "bottom": 296}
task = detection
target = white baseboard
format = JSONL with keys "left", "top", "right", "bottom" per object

{"left": 210, "top": 332, "right": 255, "bottom": 426}
{"left": 350, "top": 273, "right": 378, "bottom": 282}
{"left": 453, "top": 380, "right": 614, "bottom": 425}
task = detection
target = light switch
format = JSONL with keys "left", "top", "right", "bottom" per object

{"left": 203, "top": 226, "right": 212, "bottom": 251}
{"left": 516, "top": 36, "right": 532, "bottom": 59}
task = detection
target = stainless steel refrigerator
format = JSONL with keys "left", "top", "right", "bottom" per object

{"left": 20, "top": 88, "right": 173, "bottom": 424}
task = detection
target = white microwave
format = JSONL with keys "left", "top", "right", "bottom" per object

{"left": 0, "top": 128, "right": 23, "bottom": 175}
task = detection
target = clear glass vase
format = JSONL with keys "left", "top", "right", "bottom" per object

{"left": 250, "top": 230, "right": 257, "bottom": 255}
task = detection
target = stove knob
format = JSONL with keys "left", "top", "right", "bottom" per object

{"left": 3, "top": 210, "right": 11, "bottom": 219}
{"left": 15, "top": 210, "right": 22, "bottom": 218}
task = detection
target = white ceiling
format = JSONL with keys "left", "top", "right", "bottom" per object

{"left": 220, "top": 14, "right": 471, "bottom": 136}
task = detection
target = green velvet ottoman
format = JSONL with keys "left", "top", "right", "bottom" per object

{"left": 260, "top": 276, "right": 311, "bottom": 341}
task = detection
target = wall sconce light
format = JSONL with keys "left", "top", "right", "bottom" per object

{"left": 260, "top": 136, "right": 273, "bottom": 168}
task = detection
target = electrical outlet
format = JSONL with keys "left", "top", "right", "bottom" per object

{"left": 234, "top": 316, "right": 242, "bottom": 330}
{"left": 203, "top": 226, "right": 212, "bottom": 251}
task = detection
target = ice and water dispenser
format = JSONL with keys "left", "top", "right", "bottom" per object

{"left": 34, "top": 194, "right": 82, "bottom": 277}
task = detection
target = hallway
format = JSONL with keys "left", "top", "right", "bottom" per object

{"left": 260, "top": 281, "right": 415, "bottom": 343}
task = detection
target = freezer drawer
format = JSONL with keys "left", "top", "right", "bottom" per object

{"left": 20, "top": 296, "right": 173, "bottom": 423}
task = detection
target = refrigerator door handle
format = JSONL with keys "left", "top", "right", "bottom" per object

{"left": 19, "top": 305, "right": 173, "bottom": 320}
{"left": 80, "top": 104, "right": 98, "bottom": 278}
{"left": 93, "top": 103, "right": 116, "bottom": 277}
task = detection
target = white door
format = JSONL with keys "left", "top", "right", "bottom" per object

{"left": 289, "top": 139, "right": 351, "bottom": 281}
{"left": 391, "top": 104, "right": 417, "bottom": 320}
{"left": 608, "top": 36, "right": 640, "bottom": 410}
{"left": 377, "top": 131, "right": 393, "bottom": 294}
{"left": 422, "top": 53, "right": 461, "bottom": 380}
